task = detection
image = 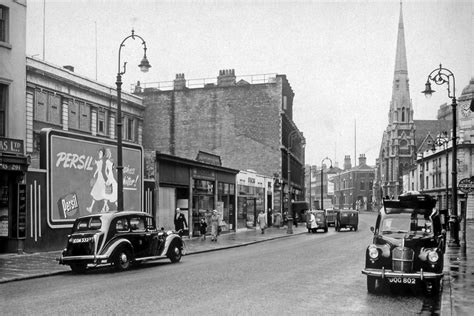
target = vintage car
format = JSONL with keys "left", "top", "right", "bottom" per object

{"left": 335, "top": 209, "right": 358, "bottom": 231}
{"left": 306, "top": 210, "right": 328, "bottom": 233}
{"left": 58, "top": 211, "right": 184, "bottom": 273}
{"left": 325, "top": 208, "right": 337, "bottom": 226}
{"left": 361, "top": 193, "right": 446, "bottom": 295}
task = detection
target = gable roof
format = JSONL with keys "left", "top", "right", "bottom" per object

{"left": 414, "top": 120, "right": 452, "bottom": 151}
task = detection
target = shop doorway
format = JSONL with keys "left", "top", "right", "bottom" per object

{"left": 192, "top": 195, "right": 214, "bottom": 236}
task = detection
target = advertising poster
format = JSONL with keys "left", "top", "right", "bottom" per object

{"left": 42, "top": 129, "right": 143, "bottom": 228}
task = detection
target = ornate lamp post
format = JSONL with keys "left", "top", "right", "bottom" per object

{"left": 422, "top": 64, "right": 459, "bottom": 246}
{"left": 320, "top": 157, "right": 332, "bottom": 210}
{"left": 116, "top": 30, "right": 151, "bottom": 212}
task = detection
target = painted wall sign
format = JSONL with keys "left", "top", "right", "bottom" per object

{"left": 41, "top": 129, "right": 143, "bottom": 228}
{"left": 0, "top": 137, "right": 24, "bottom": 154}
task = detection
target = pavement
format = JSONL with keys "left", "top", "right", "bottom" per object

{"left": 1, "top": 220, "right": 473, "bottom": 316}
{"left": 440, "top": 219, "right": 474, "bottom": 315}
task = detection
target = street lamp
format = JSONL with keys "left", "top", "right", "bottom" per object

{"left": 116, "top": 30, "right": 151, "bottom": 212}
{"left": 422, "top": 64, "right": 459, "bottom": 246}
{"left": 320, "top": 157, "right": 333, "bottom": 210}
{"left": 431, "top": 131, "right": 449, "bottom": 216}
{"left": 287, "top": 130, "right": 302, "bottom": 234}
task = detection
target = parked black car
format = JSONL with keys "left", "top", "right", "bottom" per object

{"left": 335, "top": 209, "right": 358, "bottom": 231}
{"left": 325, "top": 208, "right": 337, "bottom": 226}
{"left": 58, "top": 211, "right": 184, "bottom": 273}
{"left": 361, "top": 193, "right": 446, "bottom": 295}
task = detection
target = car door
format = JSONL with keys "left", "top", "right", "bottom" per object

{"left": 129, "top": 215, "right": 154, "bottom": 258}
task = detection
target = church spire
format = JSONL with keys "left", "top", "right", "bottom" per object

{"left": 389, "top": 0, "right": 412, "bottom": 123}
{"left": 394, "top": 1, "right": 408, "bottom": 75}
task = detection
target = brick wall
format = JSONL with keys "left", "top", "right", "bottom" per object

{"left": 143, "top": 79, "right": 284, "bottom": 177}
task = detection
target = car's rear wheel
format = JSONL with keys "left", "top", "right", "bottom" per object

{"left": 113, "top": 247, "right": 132, "bottom": 271}
{"left": 367, "top": 276, "right": 377, "bottom": 294}
{"left": 70, "top": 263, "right": 87, "bottom": 274}
{"left": 168, "top": 242, "right": 182, "bottom": 263}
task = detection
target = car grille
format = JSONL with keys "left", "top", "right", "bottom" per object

{"left": 392, "top": 246, "right": 414, "bottom": 272}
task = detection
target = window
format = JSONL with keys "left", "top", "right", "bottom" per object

{"left": 79, "top": 102, "right": 90, "bottom": 132}
{"left": 0, "top": 84, "right": 6, "bottom": 136}
{"left": 35, "top": 91, "right": 47, "bottom": 122}
{"left": 0, "top": 6, "right": 8, "bottom": 43}
{"left": 360, "top": 180, "right": 365, "bottom": 191}
{"left": 116, "top": 218, "right": 129, "bottom": 232}
{"left": 125, "top": 117, "right": 134, "bottom": 141}
{"left": 98, "top": 109, "right": 107, "bottom": 134}
{"left": 68, "top": 100, "right": 79, "bottom": 129}
{"left": 130, "top": 217, "right": 146, "bottom": 231}
{"left": 283, "top": 96, "right": 287, "bottom": 110}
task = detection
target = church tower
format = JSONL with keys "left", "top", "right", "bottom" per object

{"left": 375, "top": 2, "right": 416, "bottom": 199}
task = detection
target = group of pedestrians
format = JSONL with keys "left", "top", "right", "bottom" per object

{"left": 174, "top": 208, "right": 221, "bottom": 241}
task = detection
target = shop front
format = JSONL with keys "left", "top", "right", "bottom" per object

{"left": 0, "top": 138, "right": 30, "bottom": 253}
{"left": 156, "top": 152, "right": 238, "bottom": 237}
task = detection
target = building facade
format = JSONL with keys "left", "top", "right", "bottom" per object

{"left": 139, "top": 70, "right": 306, "bottom": 217}
{"left": 0, "top": 0, "right": 30, "bottom": 253}
{"left": 333, "top": 155, "right": 375, "bottom": 211}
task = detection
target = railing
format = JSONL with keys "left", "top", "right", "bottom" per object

{"left": 130, "top": 73, "right": 278, "bottom": 93}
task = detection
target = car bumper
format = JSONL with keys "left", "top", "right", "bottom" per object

{"left": 57, "top": 254, "right": 109, "bottom": 265}
{"left": 361, "top": 268, "right": 443, "bottom": 280}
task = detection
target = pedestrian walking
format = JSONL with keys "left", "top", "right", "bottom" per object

{"left": 257, "top": 210, "right": 267, "bottom": 234}
{"left": 210, "top": 210, "right": 219, "bottom": 241}
{"left": 174, "top": 208, "right": 188, "bottom": 237}
{"left": 274, "top": 211, "right": 282, "bottom": 228}
{"left": 199, "top": 217, "right": 208, "bottom": 240}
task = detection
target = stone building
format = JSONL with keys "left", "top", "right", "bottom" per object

{"left": 138, "top": 70, "right": 305, "bottom": 217}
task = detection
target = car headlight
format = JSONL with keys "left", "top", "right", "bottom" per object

{"left": 427, "top": 250, "right": 439, "bottom": 263}
{"left": 368, "top": 245, "right": 379, "bottom": 260}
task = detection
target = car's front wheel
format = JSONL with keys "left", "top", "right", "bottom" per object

{"left": 70, "top": 263, "right": 87, "bottom": 274}
{"left": 113, "top": 247, "right": 132, "bottom": 271}
{"left": 168, "top": 242, "right": 182, "bottom": 263}
{"left": 367, "top": 276, "right": 377, "bottom": 294}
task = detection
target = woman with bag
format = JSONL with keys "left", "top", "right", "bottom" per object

{"left": 210, "top": 210, "right": 219, "bottom": 242}
{"left": 257, "top": 210, "right": 267, "bottom": 234}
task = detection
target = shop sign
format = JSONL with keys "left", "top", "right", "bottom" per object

{"left": 41, "top": 129, "right": 143, "bottom": 228}
{"left": 17, "top": 184, "right": 26, "bottom": 239}
{"left": 0, "top": 137, "right": 23, "bottom": 155}
{"left": 0, "top": 163, "right": 24, "bottom": 171}
{"left": 458, "top": 178, "right": 474, "bottom": 194}
{"left": 196, "top": 151, "right": 221, "bottom": 166}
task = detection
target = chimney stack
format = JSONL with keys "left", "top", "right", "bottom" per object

{"left": 358, "top": 154, "right": 367, "bottom": 166}
{"left": 217, "top": 69, "right": 236, "bottom": 87}
{"left": 174, "top": 73, "right": 186, "bottom": 90}
{"left": 344, "top": 155, "right": 352, "bottom": 170}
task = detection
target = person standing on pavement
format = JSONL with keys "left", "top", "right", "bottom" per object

{"left": 199, "top": 217, "right": 208, "bottom": 240}
{"left": 210, "top": 210, "right": 220, "bottom": 241}
{"left": 174, "top": 208, "right": 188, "bottom": 237}
{"left": 257, "top": 210, "right": 267, "bottom": 234}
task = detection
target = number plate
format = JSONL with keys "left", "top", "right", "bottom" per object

{"left": 387, "top": 277, "right": 416, "bottom": 284}
{"left": 72, "top": 237, "right": 93, "bottom": 243}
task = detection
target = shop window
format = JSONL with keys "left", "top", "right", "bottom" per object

{"left": 0, "top": 84, "right": 6, "bottom": 137}
{"left": 0, "top": 6, "right": 8, "bottom": 43}
{"left": 0, "top": 183, "right": 9, "bottom": 237}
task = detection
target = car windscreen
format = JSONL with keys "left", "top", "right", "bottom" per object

{"left": 72, "top": 217, "right": 102, "bottom": 232}
{"left": 380, "top": 213, "right": 433, "bottom": 236}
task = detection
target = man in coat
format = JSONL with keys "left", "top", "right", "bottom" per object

{"left": 174, "top": 208, "right": 188, "bottom": 236}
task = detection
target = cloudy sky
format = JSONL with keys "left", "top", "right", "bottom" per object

{"left": 26, "top": 0, "right": 473, "bottom": 168}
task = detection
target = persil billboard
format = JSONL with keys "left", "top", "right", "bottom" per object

{"left": 40, "top": 129, "right": 143, "bottom": 228}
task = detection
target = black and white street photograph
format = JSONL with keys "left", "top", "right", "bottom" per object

{"left": 0, "top": 0, "right": 473, "bottom": 314}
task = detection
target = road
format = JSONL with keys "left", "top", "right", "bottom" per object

{"left": 0, "top": 213, "right": 440, "bottom": 314}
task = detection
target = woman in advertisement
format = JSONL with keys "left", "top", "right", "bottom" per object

{"left": 87, "top": 148, "right": 106, "bottom": 213}
{"left": 103, "top": 148, "right": 118, "bottom": 212}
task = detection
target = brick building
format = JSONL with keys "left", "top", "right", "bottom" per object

{"left": 332, "top": 155, "right": 375, "bottom": 211}
{"left": 138, "top": 69, "right": 305, "bottom": 220}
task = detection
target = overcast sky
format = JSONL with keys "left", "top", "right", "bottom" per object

{"left": 26, "top": 0, "right": 473, "bottom": 168}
